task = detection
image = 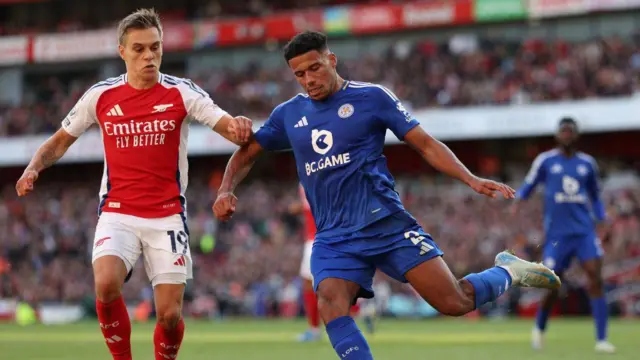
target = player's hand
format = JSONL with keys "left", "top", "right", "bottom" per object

{"left": 213, "top": 191, "right": 237, "bottom": 221}
{"left": 468, "top": 176, "right": 515, "bottom": 199}
{"left": 228, "top": 116, "right": 253, "bottom": 145}
{"left": 596, "top": 222, "right": 611, "bottom": 241}
{"left": 16, "top": 169, "right": 39, "bottom": 197}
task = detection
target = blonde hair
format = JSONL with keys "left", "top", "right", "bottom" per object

{"left": 117, "top": 8, "right": 163, "bottom": 45}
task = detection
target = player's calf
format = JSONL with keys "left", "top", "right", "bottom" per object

{"left": 93, "top": 255, "right": 132, "bottom": 360}
{"left": 405, "top": 257, "right": 477, "bottom": 316}
{"left": 316, "top": 278, "right": 374, "bottom": 359}
{"left": 586, "top": 272, "right": 604, "bottom": 297}
{"left": 406, "top": 252, "right": 557, "bottom": 317}
{"left": 153, "top": 281, "right": 186, "bottom": 360}
{"left": 581, "top": 258, "right": 611, "bottom": 345}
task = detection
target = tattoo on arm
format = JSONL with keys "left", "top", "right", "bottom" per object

{"left": 219, "top": 141, "right": 262, "bottom": 194}
{"left": 26, "top": 130, "right": 75, "bottom": 173}
{"left": 40, "top": 146, "right": 62, "bottom": 169}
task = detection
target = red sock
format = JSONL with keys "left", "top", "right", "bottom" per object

{"left": 96, "top": 296, "right": 132, "bottom": 360}
{"left": 303, "top": 289, "right": 320, "bottom": 328}
{"left": 154, "top": 318, "right": 185, "bottom": 360}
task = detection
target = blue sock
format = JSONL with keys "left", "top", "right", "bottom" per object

{"left": 464, "top": 267, "right": 513, "bottom": 309}
{"left": 590, "top": 297, "right": 608, "bottom": 341}
{"left": 326, "top": 316, "right": 373, "bottom": 359}
{"left": 535, "top": 308, "right": 550, "bottom": 331}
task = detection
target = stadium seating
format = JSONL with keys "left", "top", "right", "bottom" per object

{"left": 2, "top": 35, "right": 638, "bottom": 136}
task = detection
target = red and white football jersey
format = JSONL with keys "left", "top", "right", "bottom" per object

{"left": 62, "top": 73, "right": 228, "bottom": 218}
{"left": 299, "top": 184, "right": 317, "bottom": 241}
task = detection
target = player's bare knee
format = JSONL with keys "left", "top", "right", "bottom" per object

{"left": 94, "top": 277, "right": 122, "bottom": 303}
{"left": 157, "top": 305, "right": 181, "bottom": 330}
{"left": 153, "top": 282, "right": 185, "bottom": 329}
{"left": 93, "top": 255, "right": 128, "bottom": 302}
{"left": 317, "top": 289, "right": 350, "bottom": 315}
{"left": 316, "top": 280, "right": 356, "bottom": 321}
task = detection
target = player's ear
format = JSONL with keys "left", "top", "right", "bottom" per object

{"left": 118, "top": 44, "right": 126, "bottom": 61}
{"left": 328, "top": 52, "right": 337, "bottom": 69}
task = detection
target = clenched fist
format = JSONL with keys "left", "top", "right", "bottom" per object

{"left": 213, "top": 192, "right": 237, "bottom": 221}
{"left": 228, "top": 116, "right": 253, "bottom": 145}
{"left": 16, "top": 169, "right": 39, "bottom": 197}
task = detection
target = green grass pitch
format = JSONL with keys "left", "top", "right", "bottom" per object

{"left": 0, "top": 318, "right": 637, "bottom": 359}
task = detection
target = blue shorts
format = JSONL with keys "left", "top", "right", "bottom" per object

{"left": 311, "top": 212, "right": 443, "bottom": 300}
{"left": 542, "top": 233, "right": 603, "bottom": 273}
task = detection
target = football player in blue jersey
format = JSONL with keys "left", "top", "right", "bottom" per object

{"left": 514, "top": 117, "right": 615, "bottom": 353}
{"left": 213, "top": 31, "right": 561, "bottom": 359}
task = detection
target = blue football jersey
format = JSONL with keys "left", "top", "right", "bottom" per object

{"left": 515, "top": 149, "right": 606, "bottom": 237}
{"left": 254, "top": 80, "right": 420, "bottom": 240}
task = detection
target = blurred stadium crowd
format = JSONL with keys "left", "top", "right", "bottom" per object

{"left": 2, "top": 34, "right": 640, "bottom": 136}
{"left": 0, "top": 159, "right": 638, "bottom": 317}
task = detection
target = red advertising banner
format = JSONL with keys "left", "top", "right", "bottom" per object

{"left": 10, "top": 0, "right": 640, "bottom": 65}
{"left": 349, "top": 4, "right": 403, "bottom": 34}
{"left": 264, "top": 10, "right": 324, "bottom": 40}
{"left": 454, "top": 0, "right": 474, "bottom": 24}
{"left": 162, "top": 23, "right": 195, "bottom": 51}
{"left": 33, "top": 29, "right": 115, "bottom": 63}
{"left": 528, "top": 0, "right": 589, "bottom": 18}
{"left": 0, "top": 35, "right": 29, "bottom": 65}
{"left": 347, "top": 1, "right": 473, "bottom": 35}
{"left": 214, "top": 18, "right": 266, "bottom": 46}
{"left": 403, "top": 0, "right": 473, "bottom": 29}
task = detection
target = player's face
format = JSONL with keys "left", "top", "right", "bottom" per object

{"left": 119, "top": 27, "right": 163, "bottom": 83}
{"left": 288, "top": 50, "right": 338, "bottom": 101}
{"left": 556, "top": 123, "right": 578, "bottom": 148}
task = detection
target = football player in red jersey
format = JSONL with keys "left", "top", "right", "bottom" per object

{"left": 15, "top": 9, "right": 252, "bottom": 360}
{"left": 289, "top": 184, "right": 322, "bottom": 342}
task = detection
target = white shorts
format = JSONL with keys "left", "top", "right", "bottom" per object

{"left": 92, "top": 212, "right": 193, "bottom": 287}
{"left": 299, "top": 240, "right": 314, "bottom": 280}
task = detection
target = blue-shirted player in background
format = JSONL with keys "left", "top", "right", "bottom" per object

{"left": 514, "top": 117, "right": 615, "bottom": 353}
{"left": 213, "top": 31, "right": 561, "bottom": 359}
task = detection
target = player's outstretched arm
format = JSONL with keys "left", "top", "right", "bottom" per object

{"left": 404, "top": 126, "right": 515, "bottom": 199}
{"left": 213, "top": 114, "right": 253, "bottom": 146}
{"left": 509, "top": 153, "right": 547, "bottom": 214}
{"left": 16, "top": 129, "right": 78, "bottom": 196}
{"left": 213, "top": 138, "right": 265, "bottom": 221}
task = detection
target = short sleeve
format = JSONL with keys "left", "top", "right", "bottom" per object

{"left": 372, "top": 86, "right": 420, "bottom": 141}
{"left": 254, "top": 104, "right": 291, "bottom": 151}
{"left": 61, "top": 89, "right": 99, "bottom": 137}
{"left": 181, "top": 79, "right": 228, "bottom": 129}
